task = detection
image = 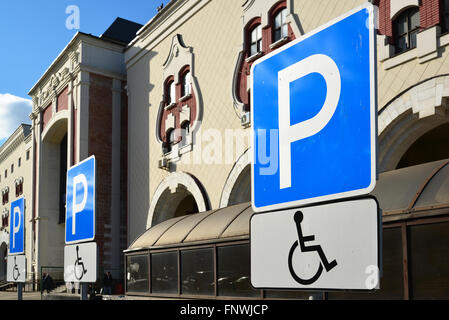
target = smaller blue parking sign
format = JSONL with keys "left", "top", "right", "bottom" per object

{"left": 9, "top": 197, "right": 25, "bottom": 255}
{"left": 65, "top": 155, "right": 96, "bottom": 244}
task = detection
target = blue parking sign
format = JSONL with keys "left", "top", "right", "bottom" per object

{"left": 65, "top": 155, "right": 96, "bottom": 244}
{"left": 9, "top": 197, "right": 25, "bottom": 255}
{"left": 251, "top": 4, "right": 377, "bottom": 212}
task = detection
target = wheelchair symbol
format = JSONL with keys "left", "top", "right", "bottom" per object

{"left": 74, "top": 245, "right": 87, "bottom": 280}
{"left": 13, "top": 256, "right": 20, "bottom": 281}
{"left": 288, "top": 211, "right": 337, "bottom": 285}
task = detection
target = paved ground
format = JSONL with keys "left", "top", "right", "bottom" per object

{"left": 0, "top": 291, "right": 43, "bottom": 300}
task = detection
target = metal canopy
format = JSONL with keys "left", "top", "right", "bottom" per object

{"left": 127, "top": 158, "right": 449, "bottom": 252}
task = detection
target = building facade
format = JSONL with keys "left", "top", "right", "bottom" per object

{"left": 124, "top": 0, "right": 449, "bottom": 299}
{"left": 0, "top": 124, "right": 32, "bottom": 283}
{"left": 25, "top": 18, "right": 141, "bottom": 287}
{"left": 2, "top": 0, "right": 447, "bottom": 299}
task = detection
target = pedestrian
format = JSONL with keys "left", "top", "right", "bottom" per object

{"left": 42, "top": 273, "right": 53, "bottom": 293}
{"left": 103, "top": 271, "right": 113, "bottom": 295}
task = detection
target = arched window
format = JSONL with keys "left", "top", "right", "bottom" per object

{"left": 393, "top": 7, "right": 420, "bottom": 54}
{"left": 181, "top": 71, "right": 191, "bottom": 97}
{"left": 250, "top": 24, "right": 262, "bottom": 56}
{"left": 273, "top": 8, "right": 288, "bottom": 43}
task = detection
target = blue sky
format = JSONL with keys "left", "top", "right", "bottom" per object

{"left": 0, "top": 0, "right": 169, "bottom": 146}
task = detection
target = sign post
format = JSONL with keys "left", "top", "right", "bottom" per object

{"left": 250, "top": 3, "right": 380, "bottom": 292}
{"left": 64, "top": 155, "right": 97, "bottom": 300}
{"left": 8, "top": 197, "right": 26, "bottom": 300}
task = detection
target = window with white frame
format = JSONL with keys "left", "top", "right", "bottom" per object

{"left": 273, "top": 8, "right": 288, "bottom": 43}
{"left": 181, "top": 71, "right": 191, "bottom": 97}
{"left": 393, "top": 7, "right": 420, "bottom": 54}
{"left": 250, "top": 24, "right": 262, "bottom": 56}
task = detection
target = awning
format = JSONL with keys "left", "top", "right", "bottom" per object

{"left": 126, "top": 158, "right": 449, "bottom": 252}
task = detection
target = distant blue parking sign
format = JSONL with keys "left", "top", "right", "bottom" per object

{"left": 9, "top": 197, "right": 25, "bottom": 255}
{"left": 251, "top": 4, "right": 377, "bottom": 212}
{"left": 65, "top": 155, "right": 96, "bottom": 244}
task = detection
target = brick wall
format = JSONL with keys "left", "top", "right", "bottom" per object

{"left": 376, "top": 0, "right": 393, "bottom": 37}
{"left": 88, "top": 73, "right": 113, "bottom": 270}
{"left": 120, "top": 82, "right": 128, "bottom": 273}
{"left": 57, "top": 86, "right": 68, "bottom": 112}
{"left": 42, "top": 103, "right": 52, "bottom": 132}
{"left": 420, "top": 0, "right": 441, "bottom": 29}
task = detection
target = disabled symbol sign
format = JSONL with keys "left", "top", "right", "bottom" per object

{"left": 250, "top": 198, "right": 380, "bottom": 290}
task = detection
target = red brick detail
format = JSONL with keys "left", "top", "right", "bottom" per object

{"left": 88, "top": 73, "right": 113, "bottom": 268}
{"left": 57, "top": 86, "right": 68, "bottom": 112}
{"left": 159, "top": 68, "right": 197, "bottom": 143}
{"left": 420, "top": 0, "right": 441, "bottom": 29}
{"left": 42, "top": 103, "right": 52, "bottom": 132}
{"left": 376, "top": 0, "right": 393, "bottom": 37}
{"left": 120, "top": 81, "right": 128, "bottom": 256}
{"left": 236, "top": 0, "right": 295, "bottom": 110}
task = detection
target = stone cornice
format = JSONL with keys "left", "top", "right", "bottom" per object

{"left": 0, "top": 125, "right": 31, "bottom": 163}
{"left": 29, "top": 32, "right": 126, "bottom": 102}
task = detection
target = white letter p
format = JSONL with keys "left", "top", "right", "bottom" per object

{"left": 278, "top": 54, "right": 341, "bottom": 189}
{"left": 12, "top": 207, "right": 21, "bottom": 249}
{"left": 72, "top": 174, "right": 88, "bottom": 235}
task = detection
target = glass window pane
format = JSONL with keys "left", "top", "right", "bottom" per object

{"left": 281, "top": 8, "right": 287, "bottom": 23}
{"left": 256, "top": 25, "right": 261, "bottom": 40}
{"left": 409, "top": 30, "right": 418, "bottom": 49}
{"left": 396, "top": 15, "right": 407, "bottom": 35}
{"left": 181, "top": 248, "right": 214, "bottom": 296}
{"left": 183, "top": 71, "right": 191, "bottom": 96}
{"left": 410, "top": 9, "right": 420, "bottom": 29}
{"left": 217, "top": 244, "right": 260, "bottom": 297}
{"left": 327, "top": 227, "right": 404, "bottom": 300}
{"left": 282, "top": 24, "right": 288, "bottom": 38}
{"left": 170, "top": 81, "right": 176, "bottom": 104}
{"left": 151, "top": 251, "right": 178, "bottom": 294}
{"left": 250, "top": 43, "right": 257, "bottom": 56}
{"left": 274, "top": 29, "right": 281, "bottom": 42}
{"left": 409, "top": 222, "right": 449, "bottom": 299}
{"left": 396, "top": 35, "right": 407, "bottom": 53}
{"left": 126, "top": 255, "right": 149, "bottom": 293}
{"left": 251, "top": 27, "right": 257, "bottom": 42}
{"left": 274, "top": 12, "right": 281, "bottom": 29}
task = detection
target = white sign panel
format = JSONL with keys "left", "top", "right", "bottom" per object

{"left": 64, "top": 242, "right": 97, "bottom": 283}
{"left": 250, "top": 198, "right": 380, "bottom": 290}
{"left": 7, "top": 255, "right": 26, "bottom": 283}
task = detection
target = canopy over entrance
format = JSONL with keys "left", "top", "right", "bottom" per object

{"left": 127, "top": 158, "right": 449, "bottom": 252}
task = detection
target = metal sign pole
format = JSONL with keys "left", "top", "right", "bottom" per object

{"left": 80, "top": 283, "right": 88, "bottom": 300}
{"left": 17, "top": 283, "right": 23, "bottom": 301}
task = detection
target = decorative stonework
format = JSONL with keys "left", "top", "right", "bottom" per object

{"left": 378, "top": 75, "right": 449, "bottom": 171}
{"left": 147, "top": 172, "right": 209, "bottom": 228}
{"left": 156, "top": 34, "right": 202, "bottom": 163}
{"left": 231, "top": 0, "right": 301, "bottom": 122}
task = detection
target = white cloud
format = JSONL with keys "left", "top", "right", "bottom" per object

{"left": 0, "top": 93, "right": 32, "bottom": 140}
